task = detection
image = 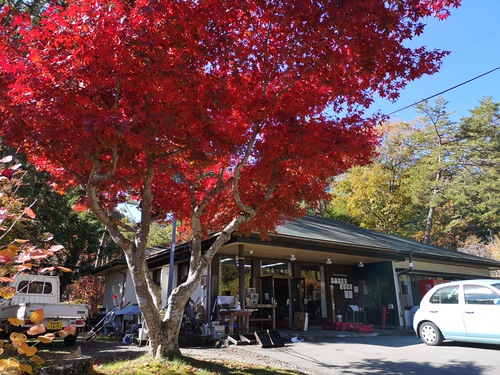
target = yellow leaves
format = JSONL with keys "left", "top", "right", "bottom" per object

{"left": 0, "top": 268, "right": 12, "bottom": 283}
{"left": 0, "top": 249, "right": 17, "bottom": 263}
{"left": 13, "top": 239, "right": 29, "bottom": 244}
{"left": 29, "top": 309, "right": 45, "bottom": 325}
{"left": 0, "top": 286, "right": 16, "bottom": 299}
{"left": 6, "top": 244, "right": 19, "bottom": 253}
{"left": 0, "top": 357, "right": 20, "bottom": 372}
{"left": 9, "top": 333, "right": 27, "bottom": 349}
{"left": 7, "top": 318, "right": 23, "bottom": 327}
{"left": 19, "top": 363, "right": 33, "bottom": 373}
{"left": 37, "top": 333, "right": 55, "bottom": 344}
{"left": 18, "top": 345, "right": 37, "bottom": 357}
{"left": 57, "top": 266, "right": 73, "bottom": 273}
{"left": 13, "top": 264, "right": 32, "bottom": 272}
{"left": 30, "top": 355, "right": 45, "bottom": 365}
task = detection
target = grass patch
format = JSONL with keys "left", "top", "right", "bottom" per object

{"left": 89, "top": 353, "right": 305, "bottom": 375}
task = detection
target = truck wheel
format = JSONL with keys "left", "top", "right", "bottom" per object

{"left": 3, "top": 322, "right": 14, "bottom": 339}
{"left": 64, "top": 334, "right": 78, "bottom": 347}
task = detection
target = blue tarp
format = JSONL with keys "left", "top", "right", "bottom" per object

{"left": 116, "top": 305, "right": 141, "bottom": 316}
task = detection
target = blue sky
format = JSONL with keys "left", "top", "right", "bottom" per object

{"left": 368, "top": 0, "right": 500, "bottom": 123}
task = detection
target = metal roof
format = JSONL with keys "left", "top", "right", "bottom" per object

{"left": 273, "top": 215, "right": 500, "bottom": 268}
{"left": 93, "top": 215, "right": 500, "bottom": 272}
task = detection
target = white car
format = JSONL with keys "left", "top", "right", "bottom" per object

{"left": 413, "top": 279, "right": 500, "bottom": 346}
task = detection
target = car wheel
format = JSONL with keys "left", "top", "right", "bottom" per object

{"left": 419, "top": 321, "right": 443, "bottom": 346}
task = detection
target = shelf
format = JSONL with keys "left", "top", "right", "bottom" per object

{"left": 246, "top": 304, "right": 276, "bottom": 330}
{"left": 249, "top": 318, "right": 272, "bottom": 322}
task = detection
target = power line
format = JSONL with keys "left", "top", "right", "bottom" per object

{"left": 388, "top": 65, "right": 500, "bottom": 116}
{"left": 453, "top": 27, "right": 500, "bottom": 53}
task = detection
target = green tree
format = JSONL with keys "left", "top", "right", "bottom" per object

{"left": 328, "top": 121, "right": 420, "bottom": 237}
{"left": 330, "top": 97, "right": 500, "bottom": 248}
{"left": 442, "top": 97, "right": 500, "bottom": 238}
{"left": 410, "top": 97, "right": 461, "bottom": 244}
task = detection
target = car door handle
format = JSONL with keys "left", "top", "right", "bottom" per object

{"left": 464, "top": 310, "right": 474, "bottom": 314}
{"left": 430, "top": 310, "right": 438, "bottom": 313}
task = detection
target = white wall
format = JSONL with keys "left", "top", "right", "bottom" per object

{"left": 102, "top": 271, "right": 137, "bottom": 311}
{"left": 160, "top": 265, "right": 206, "bottom": 308}
{"left": 103, "top": 264, "right": 208, "bottom": 313}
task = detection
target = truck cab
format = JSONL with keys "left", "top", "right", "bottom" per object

{"left": 10, "top": 275, "right": 60, "bottom": 306}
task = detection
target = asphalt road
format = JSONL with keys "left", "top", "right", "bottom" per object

{"left": 234, "top": 335, "right": 500, "bottom": 375}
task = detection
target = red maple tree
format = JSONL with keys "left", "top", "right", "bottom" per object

{"left": 0, "top": 0, "right": 461, "bottom": 357}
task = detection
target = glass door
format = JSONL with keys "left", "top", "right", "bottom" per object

{"left": 301, "top": 266, "right": 323, "bottom": 321}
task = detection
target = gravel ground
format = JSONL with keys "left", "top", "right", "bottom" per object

{"left": 181, "top": 345, "right": 314, "bottom": 374}
{"left": 39, "top": 338, "right": 313, "bottom": 374}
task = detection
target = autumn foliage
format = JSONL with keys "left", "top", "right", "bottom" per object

{"left": 0, "top": 0, "right": 460, "bottom": 234}
{"left": 0, "top": 0, "right": 461, "bottom": 357}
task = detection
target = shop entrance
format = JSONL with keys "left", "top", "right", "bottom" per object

{"left": 300, "top": 265, "right": 324, "bottom": 321}
{"left": 261, "top": 275, "right": 292, "bottom": 329}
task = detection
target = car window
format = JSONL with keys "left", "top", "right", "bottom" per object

{"left": 429, "top": 285, "right": 459, "bottom": 304}
{"left": 464, "top": 285, "right": 499, "bottom": 305}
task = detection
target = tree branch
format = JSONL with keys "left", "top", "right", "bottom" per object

{"left": 85, "top": 153, "right": 134, "bottom": 253}
{"left": 233, "top": 124, "right": 261, "bottom": 215}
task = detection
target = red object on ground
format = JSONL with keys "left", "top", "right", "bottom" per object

{"left": 381, "top": 305, "right": 387, "bottom": 330}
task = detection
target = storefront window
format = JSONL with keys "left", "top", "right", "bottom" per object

{"left": 219, "top": 257, "right": 252, "bottom": 297}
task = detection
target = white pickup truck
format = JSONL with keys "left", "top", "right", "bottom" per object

{"left": 0, "top": 274, "right": 88, "bottom": 346}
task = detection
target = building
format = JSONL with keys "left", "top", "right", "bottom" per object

{"left": 94, "top": 215, "right": 500, "bottom": 331}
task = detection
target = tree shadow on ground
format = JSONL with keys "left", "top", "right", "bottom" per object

{"left": 321, "top": 358, "right": 489, "bottom": 375}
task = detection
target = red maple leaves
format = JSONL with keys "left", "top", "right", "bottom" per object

{"left": 0, "top": 0, "right": 461, "bottom": 234}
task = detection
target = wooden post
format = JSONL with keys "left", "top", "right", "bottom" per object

{"left": 238, "top": 245, "right": 245, "bottom": 310}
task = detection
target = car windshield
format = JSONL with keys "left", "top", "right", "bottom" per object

{"left": 492, "top": 283, "right": 500, "bottom": 292}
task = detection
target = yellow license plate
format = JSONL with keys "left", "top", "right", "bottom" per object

{"left": 47, "top": 321, "right": 63, "bottom": 330}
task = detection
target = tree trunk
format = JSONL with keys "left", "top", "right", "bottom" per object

{"left": 135, "top": 262, "right": 203, "bottom": 358}
{"left": 155, "top": 306, "right": 185, "bottom": 358}
{"left": 423, "top": 169, "right": 442, "bottom": 244}
{"left": 423, "top": 204, "right": 434, "bottom": 244}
